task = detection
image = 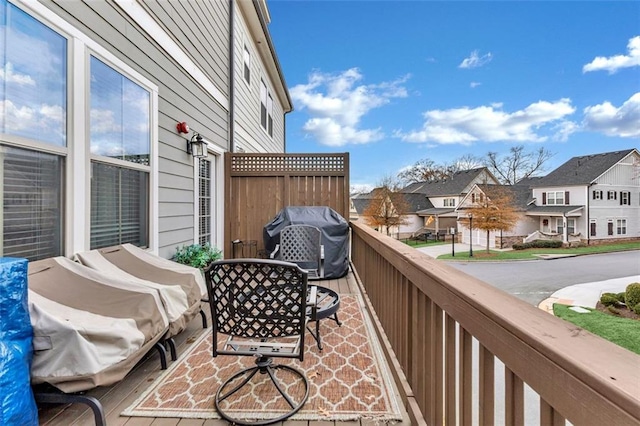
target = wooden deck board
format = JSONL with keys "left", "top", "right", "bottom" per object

{"left": 36, "top": 271, "right": 409, "bottom": 426}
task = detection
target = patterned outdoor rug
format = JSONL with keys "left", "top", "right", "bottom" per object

{"left": 122, "top": 294, "right": 403, "bottom": 421}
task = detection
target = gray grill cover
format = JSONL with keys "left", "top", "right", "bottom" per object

{"left": 263, "top": 206, "right": 349, "bottom": 279}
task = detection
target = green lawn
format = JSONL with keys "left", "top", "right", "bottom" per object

{"left": 553, "top": 304, "right": 640, "bottom": 355}
{"left": 403, "top": 239, "right": 447, "bottom": 248}
{"left": 437, "top": 241, "right": 640, "bottom": 261}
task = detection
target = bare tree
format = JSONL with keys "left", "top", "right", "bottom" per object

{"left": 398, "top": 154, "right": 483, "bottom": 185}
{"left": 362, "top": 176, "right": 410, "bottom": 236}
{"left": 462, "top": 184, "right": 519, "bottom": 253}
{"left": 484, "top": 146, "right": 554, "bottom": 184}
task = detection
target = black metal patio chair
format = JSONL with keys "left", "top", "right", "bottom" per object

{"left": 270, "top": 224, "right": 324, "bottom": 280}
{"left": 204, "top": 259, "right": 311, "bottom": 425}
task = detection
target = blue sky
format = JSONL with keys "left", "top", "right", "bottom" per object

{"left": 267, "top": 1, "right": 640, "bottom": 190}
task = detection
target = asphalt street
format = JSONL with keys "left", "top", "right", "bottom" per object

{"left": 446, "top": 250, "right": 640, "bottom": 306}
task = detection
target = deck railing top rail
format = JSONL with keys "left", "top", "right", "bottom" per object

{"left": 350, "top": 220, "right": 640, "bottom": 426}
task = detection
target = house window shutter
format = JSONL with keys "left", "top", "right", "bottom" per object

{"left": 564, "top": 191, "right": 570, "bottom": 205}
{"left": 542, "top": 193, "right": 546, "bottom": 205}
{"left": 620, "top": 192, "right": 623, "bottom": 205}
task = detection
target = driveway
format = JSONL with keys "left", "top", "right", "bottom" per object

{"left": 417, "top": 244, "right": 640, "bottom": 306}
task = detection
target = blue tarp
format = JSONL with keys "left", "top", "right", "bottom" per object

{"left": 0, "top": 257, "right": 38, "bottom": 425}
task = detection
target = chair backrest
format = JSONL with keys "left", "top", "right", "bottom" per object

{"left": 279, "top": 225, "right": 322, "bottom": 277}
{"left": 205, "top": 259, "right": 308, "bottom": 361}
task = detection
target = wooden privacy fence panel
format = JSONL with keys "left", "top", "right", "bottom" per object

{"left": 224, "top": 153, "right": 349, "bottom": 257}
{"left": 350, "top": 220, "right": 640, "bottom": 426}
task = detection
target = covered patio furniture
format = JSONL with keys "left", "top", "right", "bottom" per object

{"left": 204, "top": 259, "right": 311, "bottom": 425}
{"left": 75, "top": 244, "right": 207, "bottom": 343}
{"left": 28, "top": 257, "right": 170, "bottom": 393}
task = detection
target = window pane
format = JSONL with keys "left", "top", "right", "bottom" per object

{"left": 1, "top": 0, "right": 67, "bottom": 146}
{"left": 90, "top": 56, "right": 150, "bottom": 165}
{"left": 90, "top": 161, "right": 148, "bottom": 249}
{"left": 198, "top": 158, "right": 211, "bottom": 246}
{"left": 1, "top": 144, "right": 64, "bottom": 260}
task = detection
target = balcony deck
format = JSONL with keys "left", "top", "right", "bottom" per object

{"left": 36, "top": 270, "right": 412, "bottom": 426}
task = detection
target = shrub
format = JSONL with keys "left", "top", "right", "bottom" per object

{"left": 625, "top": 283, "right": 640, "bottom": 309}
{"left": 512, "top": 240, "right": 563, "bottom": 250}
{"left": 634, "top": 303, "right": 640, "bottom": 316}
{"left": 607, "top": 306, "right": 621, "bottom": 316}
{"left": 615, "top": 292, "right": 627, "bottom": 303}
{"left": 173, "top": 243, "right": 222, "bottom": 269}
{"left": 600, "top": 293, "right": 619, "bottom": 306}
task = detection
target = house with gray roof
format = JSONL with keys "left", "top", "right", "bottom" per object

{"left": 526, "top": 148, "right": 640, "bottom": 244}
{"left": 410, "top": 167, "right": 499, "bottom": 237}
{"left": 457, "top": 148, "right": 640, "bottom": 248}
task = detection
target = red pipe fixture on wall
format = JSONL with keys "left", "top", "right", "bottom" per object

{"left": 176, "top": 122, "right": 190, "bottom": 134}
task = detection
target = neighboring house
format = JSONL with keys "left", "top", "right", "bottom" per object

{"left": 457, "top": 183, "right": 537, "bottom": 248}
{"left": 411, "top": 167, "right": 499, "bottom": 235}
{"left": 351, "top": 188, "right": 421, "bottom": 237}
{"left": 456, "top": 148, "right": 640, "bottom": 248}
{"left": 0, "top": 0, "right": 291, "bottom": 261}
{"left": 525, "top": 148, "right": 640, "bottom": 245}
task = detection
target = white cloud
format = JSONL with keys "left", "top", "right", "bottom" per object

{"left": 396, "top": 99, "right": 576, "bottom": 144}
{"left": 459, "top": 50, "right": 493, "bottom": 69}
{"left": 583, "top": 36, "right": 640, "bottom": 74}
{"left": 90, "top": 109, "right": 121, "bottom": 134}
{"left": 470, "top": 81, "right": 482, "bottom": 88}
{"left": 290, "top": 68, "right": 409, "bottom": 146}
{"left": 0, "top": 63, "right": 35, "bottom": 86}
{"left": 583, "top": 92, "right": 640, "bottom": 138}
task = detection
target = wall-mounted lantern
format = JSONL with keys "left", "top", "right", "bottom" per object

{"left": 187, "top": 133, "right": 208, "bottom": 158}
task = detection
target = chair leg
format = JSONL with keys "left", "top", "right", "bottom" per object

{"left": 154, "top": 342, "right": 168, "bottom": 369}
{"left": 200, "top": 308, "right": 207, "bottom": 328}
{"left": 215, "top": 358, "right": 309, "bottom": 426}
{"left": 164, "top": 337, "right": 177, "bottom": 361}
{"left": 35, "top": 392, "right": 106, "bottom": 426}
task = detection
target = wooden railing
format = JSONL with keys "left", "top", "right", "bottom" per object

{"left": 350, "top": 220, "right": 640, "bottom": 426}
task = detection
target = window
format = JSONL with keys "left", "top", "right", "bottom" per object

{"left": 590, "top": 220, "right": 596, "bottom": 237}
{"left": 243, "top": 44, "right": 250, "bottom": 84}
{"left": 260, "top": 79, "right": 273, "bottom": 137}
{"left": 607, "top": 190, "right": 617, "bottom": 200}
{"left": 592, "top": 190, "right": 602, "bottom": 200}
{"left": 546, "top": 191, "right": 565, "bottom": 205}
{"left": 608, "top": 221, "right": 614, "bottom": 236}
{"left": 620, "top": 191, "right": 630, "bottom": 205}
{"left": 616, "top": 219, "right": 627, "bottom": 235}
{"left": 554, "top": 218, "right": 563, "bottom": 234}
{"left": 1, "top": 146, "right": 64, "bottom": 260}
{"left": 89, "top": 56, "right": 151, "bottom": 249}
{"left": 1, "top": 1, "right": 157, "bottom": 257}
{"left": 567, "top": 218, "right": 575, "bottom": 235}
{"left": 0, "top": 0, "right": 67, "bottom": 260}
{"left": 444, "top": 198, "right": 456, "bottom": 207}
{"left": 198, "top": 158, "right": 211, "bottom": 246}
{"left": 267, "top": 94, "right": 273, "bottom": 137}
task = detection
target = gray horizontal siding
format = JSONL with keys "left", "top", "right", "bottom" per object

{"left": 43, "top": 0, "right": 230, "bottom": 256}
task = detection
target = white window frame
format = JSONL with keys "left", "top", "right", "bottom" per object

{"left": 616, "top": 219, "right": 627, "bottom": 235}
{"left": 11, "top": 0, "right": 159, "bottom": 254}
{"left": 260, "top": 78, "right": 274, "bottom": 138}
{"left": 546, "top": 191, "right": 564, "bottom": 205}
{"left": 592, "top": 190, "right": 602, "bottom": 200}
{"left": 567, "top": 218, "right": 576, "bottom": 235}
{"left": 607, "top": 190, "right": 617, "bottom": 200}
{"left": 444, "top": 198, "right": 456, "bottom": 207}
{"left": 243, "top": 43, "right": 251, "bottom": 85}
{"left": 554, "top": 218, "right": 564, "bottom": 234}
{"left": 621, "top": 191, "right": 630, "bottom": 205}
{"left": 193, "top": 142, "right": 224, "bottom": 250}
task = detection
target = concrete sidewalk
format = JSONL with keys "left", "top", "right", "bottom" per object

{"left": 537, "top": 275, "right": 640, "bottom": 313}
